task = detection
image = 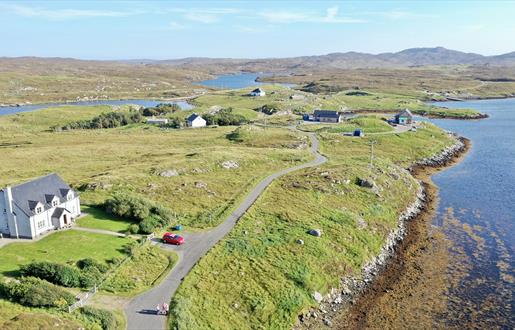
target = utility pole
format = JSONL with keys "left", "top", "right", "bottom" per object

{"left": 369, "top": 140, "right": 377, "bottom": 168}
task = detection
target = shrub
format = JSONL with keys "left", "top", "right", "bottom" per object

{"left": 20, "top": 262, "right": 81, "bottom": 288}
{"left": 79, "top": 306, "right": 117, "bottom": 330}
{"left": 60, "top": 110, "right": 142, "bottom": 131}
{"left": 2, "top": 277, "right": 75, "bottom": 309}
{"left": 77, "top": 258, "right": 109, "bottom": 273}
{"left": 104, "top": 192, "right": 173, "bottom": 233}
{"left": 128, "top": 224, "right": 140, "bottom": 234}
{"left": 203, "top": 107, "right": 247, "bottom": 126}
{"left": 140, "top": 103, "right": 181, "bottom": 117}
{"left": 139, "top": 215, "right": 161, "bottom": 234}
{"left": 256, "top": 104, "right": 280, "bottom": 115}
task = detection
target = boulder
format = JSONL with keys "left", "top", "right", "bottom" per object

{"left": 159, "top": 169, "right": 179, "bottom": 177}
{"left": 308, "top": 229, "right": 322, "bottom": 237}
{"left": 222, "top": 160, "right": 239, "bottom": 169}
{"left": 195, "top": 181, "right": 208, "bottom": 189}
{"left": 357, "top": 178, "right": 375, "bottom": 188}
{"left": 313, "top": 291, "right": 323, "bottom": 303}
{"left": 296, "top": 239, "right": 305, "bottom": 245}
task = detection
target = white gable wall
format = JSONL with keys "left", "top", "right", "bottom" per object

{"left": 190, "top": 117, "right": 206, "bottom": 128}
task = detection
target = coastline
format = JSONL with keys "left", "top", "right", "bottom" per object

{"left": 296, "top": 135, "right": 471, "bottom": 329}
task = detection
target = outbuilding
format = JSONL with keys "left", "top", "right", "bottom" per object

{"left": 313, "top": 110, "right": 342, "bottom": 123}
{"left": 187, "top": 113, "right": 207, "bottom": 128}
{"left": 394, "top": 109, "right": 414, "bottom": 125}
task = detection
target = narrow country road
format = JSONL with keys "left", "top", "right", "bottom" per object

{"left": 125, "top": 131, "right": 327, "bottom": 330}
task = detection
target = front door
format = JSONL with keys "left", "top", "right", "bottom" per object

{"left": 63, "top": 214, "right": 68, "bottom": 225}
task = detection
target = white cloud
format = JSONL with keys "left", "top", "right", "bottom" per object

{"left": 0, "top": 3, "right": 136, "bottom": 20}
{"left": 258, "top": 6, "right": 365, "bottom": 24}
{"left": 463, "top": 24, "right": 485, "bottom": 32}
{"left": 168, "top": 7, "right": 240, "bottom": 24}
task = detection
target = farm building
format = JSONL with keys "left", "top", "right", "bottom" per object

{"left": 187, "top": 114, "right": 207, "bottom": 128}
{"left": 250, "top": 88, "right": 266, "bottom": 97}
{"left": 394, "top": 109, "right": 414, "bottom": 125}
{"left": 0, "top": 173, "right": 81, "bottom": 239}
{"left": 313, "top": 110, "right": 342, "bottom": 123}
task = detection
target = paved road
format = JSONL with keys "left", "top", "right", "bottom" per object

{"left": 125, "top": 131, "right": 327, "bottom": 330}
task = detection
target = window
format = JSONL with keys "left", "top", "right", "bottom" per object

{"left": 36, "top": 206, "right": 42, "bottom": 214}
{"left": 67, "top": 192, "right": 73, "bottom": 201}
{"left": 37, "top": 219, "right": 45, "bottom": 229}
{"left": 52, "top": 200, "right": 58, "bottom": 207}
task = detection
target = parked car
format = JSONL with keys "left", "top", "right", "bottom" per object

{"left": 162, "top": 232, "right": 185, "bottom": 245}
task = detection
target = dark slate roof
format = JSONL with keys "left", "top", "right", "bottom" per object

{"left": 10, "top": 173, "right": 74, "bottom": 216}
{"left": 187, "top": 113, "right": 201, "bottom": 122}
{"left": 251, "top": 88, "right": 264, "bottom": 93}
{"left": 314, "top": 110, "right": 340, "bottom": 119}
{"left": 52, "top": 207, "right": 71, "bottom": 219}
{"left": 396, "top": 109, "right": 413, "bottom": 118}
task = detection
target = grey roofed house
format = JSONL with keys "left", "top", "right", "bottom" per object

{"left": 313, "top": 110, "right": 342, "bottom": 123}
{"left": 10, "top": 173, "right": 75, "bottom": 217}
{"left": 187, "top": 113, "right": 201, "bottom": 122}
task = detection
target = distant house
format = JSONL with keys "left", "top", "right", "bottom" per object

{"left": 394, "top": 109, "right": 413, "bottom": 125}
{"left": 187, "top": 114, "right": 207, "bottom": 128}
{"left": 250, "top": 88, "right": 265, "bottom": 97}
{"left": 146, "top": 117, "right": 169, "bottom": 125}
{"left": 0, "top": 173, "right": 81, "bottom": 239}
{"left": 313, "top": 110, "right": 342, "bottom": 123}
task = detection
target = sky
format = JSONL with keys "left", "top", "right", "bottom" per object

{"left": 1, "top": 1, "right": 514, "bottom": 60}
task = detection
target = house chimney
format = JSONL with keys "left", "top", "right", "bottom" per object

{"left": 4, "top": 186, "right": 19, "bottom": 238}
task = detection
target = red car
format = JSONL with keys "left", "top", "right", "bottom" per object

{"left": 162, "top": 232, "right": 185, "bottom": 245}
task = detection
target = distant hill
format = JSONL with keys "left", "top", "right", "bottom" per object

{"left": 150, "top": 47, "right": 515, "bottom": 71}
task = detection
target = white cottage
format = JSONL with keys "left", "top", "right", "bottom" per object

{"left": 250, "top": 88, "right": 265, "bottom": 97}
{"left": 0, "top": 173, "right": 81, "bottom": 239}
{"left": 186, "top": 114, "right": 206, "bottom": 128}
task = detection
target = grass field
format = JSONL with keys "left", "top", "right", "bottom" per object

{"left": 298, "top": 116, "right": 395, "bottom": 134}
{"left": 0, "top": 230, "right": 132, "bottom": 277}
{"left": 169, "top": 120, "right": 455, "bottom": 329}
{"left": 0, "top": 105, "right": 311, "bottom": 230}
{"left": 77, "top": 206, "right": 136, "bottom": 233}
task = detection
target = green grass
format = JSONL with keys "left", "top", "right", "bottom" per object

{"left": 102, "top": 244, "right": 178, "bottom": 296}
{"left": 169, "top": 122, "right": 456, "bottom": 329}
{"left": 77, "top": 206, "right": 136, "bottom": 233}
{"left": 0, "top": 105, "right": 311, "bottom": 230}
{"left": 0, "top": 230, "right": 132, "bottom": 277}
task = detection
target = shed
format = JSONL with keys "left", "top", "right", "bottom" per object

{"left": 394, "top": 109, "right": 413, "bottom": 125}
{"left": 250, "top": 88, "right": 265, "bottom": 97}
{"left": 187, "top": 114, "right": 207, "bottom": 128}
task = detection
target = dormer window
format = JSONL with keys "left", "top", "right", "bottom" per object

{"left": 36, "top": 206, "right": 43, "bottom": 214}
{"left": 67, "top": 191, "right": 73, "bottom": 201}
{"left": 52, "top": 200, "right": 58, "bottom": 207}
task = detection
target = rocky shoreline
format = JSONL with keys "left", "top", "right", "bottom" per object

{"left": 295, "top": 134, "right": 469, "bottom": 329}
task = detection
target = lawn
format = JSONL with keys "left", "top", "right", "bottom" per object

{"left": 77, "top": 206, "right": 136, "bottom": 233}
{"left": 169, "top": 122, "right": 456, "bottom": 329}
{"left": 0, "top": 230, "right": 132, "bottom": 277}
{"left": 298, "top": 116, "right": 395, "bottom": 134}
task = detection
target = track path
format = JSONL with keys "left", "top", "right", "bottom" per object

{"left": 125, "top": 130, "right": 327, "bottom": 330}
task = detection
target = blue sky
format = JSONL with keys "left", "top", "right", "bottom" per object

{"left": 1, "top": 1, "right": 514, "bottom": 59}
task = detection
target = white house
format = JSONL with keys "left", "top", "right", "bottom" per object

{"left": 250, "top": 88, "right": 265, "bottom": 97}
{"left": 187, "top": 114, "right": 206, "bottom": 128}
{"left": 0, "top": 173, "right": 81, "bottom": 239}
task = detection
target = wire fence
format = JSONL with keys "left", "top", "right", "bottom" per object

{"left": 67, "top": 234, "right": 153, "bottom": 313}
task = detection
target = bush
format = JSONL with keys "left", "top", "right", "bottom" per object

{"left": 77, "top": 258, "right": 109, "bottom": 273}
{"left": 2, "top": 277, "right": 75, "bottom": 309}
{"left": 128, "top": 223, "right": 140, "bottom": 234}
{"left": 20, "top": 262, "right": 82, "bottom": 288}
{"left": 140, "top": 103, "right": 181, "bottom": 117}
{"left": 59, "top": 110, "right": 142, "bottom": 131}
{"left": 139, "top": 215, "right": 161, "bottom": 234}
{"left": 203, "top": 107, "right": 247, "bottom": 126}
{"left": 104, "top": 192, "right": 173, "bottom": 233}
{"left": 79, "top": 306, "right": 117, "bottom": 330}
{"left": 256, "top": 104, "right": 280, "bottom": 115}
